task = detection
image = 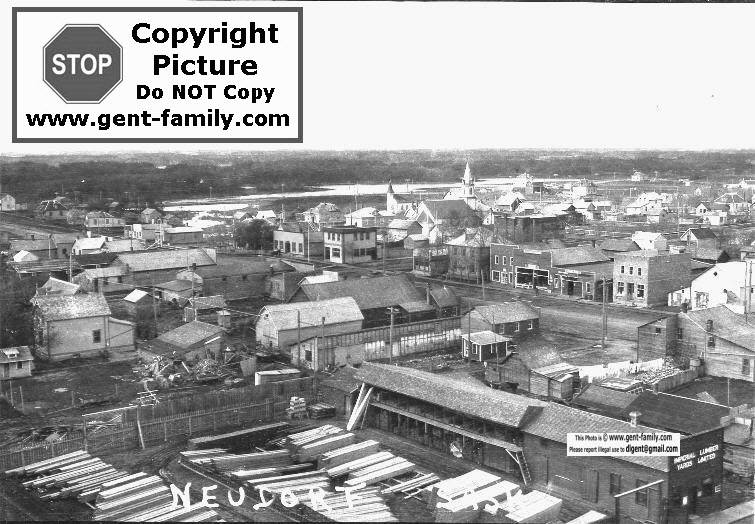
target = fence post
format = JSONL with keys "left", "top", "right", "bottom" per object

{"left": 188, "top": 415, "right": 192, "bottom": 436}
{"left": 164, "top": 422, "right": 168, "bottom": 443}
{"left": 266, "top": 398, "right": 273, "bottom": 421}
{"left": 20, "top": 449, "right": 26, "bottom": 467}
{"left": 212, "top": 412, "right": 217, "bottom": 432}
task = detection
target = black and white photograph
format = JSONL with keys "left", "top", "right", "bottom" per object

{"left": 0, "top": 1, "right": 753, "bottom": 523}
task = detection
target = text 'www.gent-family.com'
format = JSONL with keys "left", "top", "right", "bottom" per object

{"left": 12, "top": 7, "right": 303, "bottom": 143}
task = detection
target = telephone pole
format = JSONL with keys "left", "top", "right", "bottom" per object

{"left": 602, "top": 275, "right": 608, "bottom": 348}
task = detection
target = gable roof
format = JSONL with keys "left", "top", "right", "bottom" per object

{"left": 156, "top": 320, "right": 224, "bottom": 349}
{"left": 571, "top": 384, "right": 637, "bottom": 413}
{"left": 260, "top": 296, "right": 363, "bottom": 332}
{"left": 103, "top": 239, "right": 146, "bottom": 252}
{"left": 124, "top": 289, "right": 151, "bottom": 303}
{"left": 73, "top": 237, "right": 107, "bottom": 251}
{"left": 623, "top": 392, "right": 730, "bottom": 435}
{"left": 598, "top": 238, "right": 640, "bottom": 252}
{"left": 38, "top": 277, "right": 81, "bottom": 296}
{"left": 473, "top": 302, "right": 539, "bottom": 324}
{"left": 0, "top": 346, "right": 33, "bottom": 363}
{"left": 355, "top": 362, "right": 545, "bottom": 429}
{"left": 115, "top": 248, "right": 215, "bottom": 272}
{"left": 10, "top": 239, "right": 53, "bottom": 252}
{"left": 683, "top": 228, "right": 717, "bottom": 240}
{"left": 189, "top": 295, "right": 227, "bottom": 311}
{"left": 683, "top": 306, "right": 755, "bottom": 351}
{"left": 33, "top": 293, "right": 111, "bottom": 321}
{"left": 154, "top": 279, "right": 194, "bottom": 292}
{"left": 429, "top": 286, "right": 459, "bottom": 309}
{"left": 445, "top": 228, "right": 497, "bottom": 248}
{"left": 297, "top": 274, "right": 432, "bottom": 312}
{"left": 550, "top": 246, "right": 609, "bottom": 266}
{"left": 421, "top": 199, "right": 476, "bottom": 221}
{"left": 522, "top": 403, "right": 669, "bottom": 471}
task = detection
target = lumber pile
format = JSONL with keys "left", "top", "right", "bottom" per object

{"left": 381, "top": 472, "right": 440, "bottom": 495}
{"left": 300, "top": 486, "right": 398, "bottom": 522}
{"left": 286, "top": 396, "right": 308, "bottom": 419}
{"left": 344, "top": 456, "right": 415, "bottom": 487}
{"left": 245, "top": 469, "right": 331, "bottom": 498}
{"left": 293, "top": 432, "right": 356, "bottom": 462}
{"left": 187, "top": 422, "right": 288, "bottom": 450}
{"left": 435, "top": 479, "right": 520, "bottom": 523}
{"left": 317, "top": 439, "right": 380, "bottom": 469}
{"left": 326, "top": 451, "right": 396, "bottom": 478}
{"left": 423, "top": 469, "right": 502, "bottom": 509}
{"left": 308, "top": 402, "right": 336, "bottom": 419}
{"left": 284, "top": 424, "right": 343, "bottom": 449}
{"left": 185, "top": 449, "right": 291, "bottom": 472}
{"left": 564, "top": 510, "right": 609, "bottom": 524}
{"left": 489, "top": 490, "right": 562, "bottom": 523}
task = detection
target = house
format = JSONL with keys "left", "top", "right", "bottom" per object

{"left": 256, "top": 297, "right": 364, "bottom": 353}
{"left": 386, "top": 180, "right": 415, "bottom": 215}
{"left": 125, "top": 223, "right": 161, "bottom": 242}
{"left": 273, "top": 222, "right": 324, "bottom": 259}
{"left": 695, "top": 202, "right": 712, "bottom": 216}
{"left": 414, "top": 199, "right": 480, "bottom": 235}
{"left": 613, "top": 251, "right": 691, "bottom": 307}
{"left": 72, "top": 236, "right": 107, "bottom": 255}
{"left": 51, "top": 233, "right": 83, "bottom": 258}
{"left": 290, "top": 274, "right": 435, "bottom": 327}
{"left": 9, "top": 237, "right": 56, "bottom": 260}
{"left": 573, "top": 200, "right": 598, "bottom": 221}
{"left": 385, "top": 219, "right": 422, "bottom": 242}
{"left": 702, "top": 210, "right": 728, "bottom": 226}
{"left": 36, "top": 277, "right": 81, "bottom": 296}
{"left": 493, "top": 192, "right": 525, "bottom": 214}
{"left": 427, "top": 285, "right": 461, "bottom": 317}
{"left": 177, "top": 257, "right": 294, "bottom": 300}
{"left": 145, "top": 320, "right": 225, "bottom": 361}
{"left": 461, "top": 331, "right": 511, "bottom": 363}
{"left": 631, "top": 231, "right": 668, "bottom": 251}
{"left": 677, "top": 306, "right": 755, "bottom": 381}
{"left": 269, "top": 271, "right": 309, "bottom": 302}
{"left": 140, "top": 208, "right": 162, "bottom": 224}
{"left": 625, "top": 193, "right": 664, "bottom": 216}
{"left": 32, "top": 293, "right": 135, "bottom": 360}
{"left": 37, "top": 199, "right": 69, "bottom": 220}
{"left": 322, "top": 225, "right": 377, "bottom": 264}
{"left": 344, "top": 207, "right": 380, "bottom": 228}
{"left": 461, "top": 302, "right": 540, "bottom": 341}
{"left": 355, "top": 363, "right": 723, "bottom": 521}
{"left": 70, "top": 265, "right": 131, "bottom": 295}
{"left": 255, "top": 209, "right": 278, "bottom": 223}
{"left": 302, "top": 202, "right": 343, "bottom": 226}
{"left": 445, "top": 227, "right": 496, "bottom": 281}
{"left": 12, "top": 250, "right": 39, "bottom": 263}
{"left": 0, "top": 347, "right": 33, "bottom": 380}
{"left": 488, "top": 209, "right": 577, "bottom": 244}
{"left": 123, "top": 289, "right": 156, "bottom": 338}
{"left": 85, "top": 211, "right": 125, "bottom": 232}
{"left": 487, "top": 348, "right": 579, "bottom": 401}
{"left": 111, "top": 247, "right": 217, "bottom": 286}
{"left": 153, "top": 279, "right": 197, "bottom": 305}
{"left": 680, "top": 228, "right": 718, "bottom": 251}
{"left": 0, "top": 194, "right": 16, "bottom": 211}
{"left": 233, "top": 210, "right": 254, "bottom": 221}
{"left": 158, "top": 227, "right": 204, "bottom": 246}
{"left": 714, "top": 193, "right": 750, "bottom": 215}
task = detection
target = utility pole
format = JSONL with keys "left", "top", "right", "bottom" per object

{"left": 152, "top": 287, "right": 159, "bottom": 338}
{"left": 388, "top": 307, "right": 395, "bottom": 364}
{"left": 297, "top": 310, "right": 301, "bottom": 366}
{"left": 602, "top": 274, "right": 608, "bottom": 348}
{"left": 382, "top": 227, "right": 387, "bottom": 275}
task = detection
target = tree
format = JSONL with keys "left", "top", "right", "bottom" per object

{"left": 234, "top": 219, "right": 274, "bottom": 250}
{"left": 0, "top": 256, "right": 36, "bottom": 347}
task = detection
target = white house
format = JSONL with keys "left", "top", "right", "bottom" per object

{"left": 0, "top": 194, "right": 16, "bottom": 212}
{"left": 631, "top": 231, "right": 667, "bottom": 251}
{"left": 668, "top": 261, "right": 755, "bottom": 313}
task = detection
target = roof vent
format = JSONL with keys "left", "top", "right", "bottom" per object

{"left": 629, "top": 411, "right": 641, "bottom": 427}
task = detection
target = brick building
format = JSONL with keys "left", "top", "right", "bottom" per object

{"left": 613, "top": 251, "right": 691, "bottom": 307}
{"left": 322, "top": 225, "right": 377, "bottom": 264}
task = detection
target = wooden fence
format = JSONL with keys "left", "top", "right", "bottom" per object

{"left": 0, "top": 377, "right": 315, "bottom": 472}
{"left": 651, "top": 368, "right": 699, "bottom": 393}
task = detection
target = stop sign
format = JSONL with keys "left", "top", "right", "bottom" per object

{"left": 43, "top": 25, "right": 122, "bottom": 103}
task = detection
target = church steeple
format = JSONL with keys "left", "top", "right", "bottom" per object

{"left": 462, "top": 162, "right": 472, "bottom": 185}
{"left": 387, "top": 179, "right": 395, "bottom": 194}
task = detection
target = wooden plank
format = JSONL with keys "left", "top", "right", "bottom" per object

{"left": 326, "top": 452, "right": 395, "bottom": 477}
{"left": 317, "top": 440, "right": 380, "bottom": 469}
{"left": 345, "top": 462, "right": 415, "bottom": 487}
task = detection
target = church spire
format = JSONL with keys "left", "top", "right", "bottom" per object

{"left": 463, "top": 162, "right": 472, "bottom": 184}
{"left": 387, "top": 179, "right": 395, "bottom": 194}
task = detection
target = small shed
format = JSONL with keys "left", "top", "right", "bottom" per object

{"left": 0, "top": 347, "right": 34, "bottom": 380}
{"left": 143, "top": 321, "right": 225, "bottom": 362}
{"left": 254, "top": 368, "right": 301, "bottom": 386}
{"left": 154, "top": 279, "right": 196, "bottom": 305}
{"left": 123, "top": 289, "right": 153, "bottom": 318}
{"left": 529, "top": 362, "right": 580, "bottom": 400}
{"left": 462, "top": 331, "right": 511, "bottom": 362}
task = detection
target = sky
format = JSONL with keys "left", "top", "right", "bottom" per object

{"left": 3, "top": 1, "right": 755, "bottom": 154}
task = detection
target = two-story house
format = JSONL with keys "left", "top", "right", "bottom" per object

{"left": 322, "top": 225, "right": 377, "bottom": 264}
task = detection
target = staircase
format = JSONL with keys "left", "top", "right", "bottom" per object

{"left": 513, "top": 450, "right": 532, "bottom": 486}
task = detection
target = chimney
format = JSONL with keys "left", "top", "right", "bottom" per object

{"left": 629, "top": 411, "right": 641, "bottom": 427}
{"left": 681, "top": 302, "right": 689, "bottom": 313}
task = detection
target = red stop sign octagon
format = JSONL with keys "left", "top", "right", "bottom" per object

{"left": 43, "top": 24, "right": 122, "bottom": 103}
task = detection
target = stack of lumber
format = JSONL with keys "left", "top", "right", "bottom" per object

{"left": 228, "top": 463, "right": 314, "bottom": 480}
{"left": 381, "top": 472, "right": 440, "bottom": 495}
{"left": 344, "top": 456, "right": 415, "bottom": 487}
{"left": 564, "top": 510, "right": 609, "bottom": 524}
{"left": 486, "top": 490, "right": 562, "bottom": 523}
{"left": 284, "top": 424, "right": 343, "bottom": 449}
{"left": 245, "top": 469, "right": 331, "bottom": 498}
{"left": 187, "top": 422, "right": 288, "bottom": 450}
{"left": 423, "top": 469, "right": 502, "bottom": 509}
{"left": 326, "top": 451, "right": 395, "bottom": 478}
{"left": 317, "top": 439, "right": 380, "bottom": 469}
{"left": 300, "top": 486, "right": 397, "bottom": 522}
{"left": 93, "top": 474, "right": 223, "bottom": 522}
{"left": 434, "top": 479, "right": 520, "bottom": 523}
{"left": 185, "top": 449, "right": 291, "bottom": 473}
{"left": 308, "top": 402, "right": 336, "bottom": 419}
{"left": 292, "top": 432, "right": 356, "bottom": 463}
{"left": 286, "top": 396, "right": 308, "bottom": 419}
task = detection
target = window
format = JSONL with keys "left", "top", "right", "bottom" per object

{"left": 655, "top": 327, "right": 662, "bottom": 335}
{"left": 620, "top": 265, "right": 625, "bottom": 274}
{"left": 707, "top": 335, "right": 716, "bottom": 348}
{"left": 609, "top": 473, "right": 622, "bottom": 495}
{"left": 92, "top": 330, "right": 101, "bottom": 343}
{"left": 298, "top": 243, "right": 303, "bottom": 252}
{"left": 359, "top": 232, "right": 364, "bottom": 240}
{"left": 635, "top": 480, "right": 648, "bottom": 506}
{"left": 117, "top": 276, "right": 123, "bottom": 283}
{"left": 638, "top": 267, "right": 642, "bottom": 276}
{"left": 502, "top": 256, "right": 507, "bottom": 265}
{"left": 332, "top": 248, "right": 341, "bottom": 258}
{"left": 242, "top": 275, "right": 248, "bottom": 281}
{"left": 17, "top": 361, "right": 23, "bottom": 370}
{"left": 494, "top": 255, "right": 500, "bottom": 265}
{"left": 627, "top": 283, "right": 634, "bottom": 295}
{"left": 743, "top": 358, "right": 751, "bottom": 376}
{"left": 629, "top": 266, "right": 633, "bottom": 275}
{"left": 677, "top": 327, "right": 683, "bottom": 340}
{"left": 514, "top": 322, "right": 520, "bottom": 332}
{"left": 305, "top": 350, "right": 312, "bottom": 362}
{"left": 510, "top": 257, "right": 514, "bottom": 266}
{"left": 492, "top": 270, "right": 500, "bottom": 282}
{"left": 528, "top": 320, "right": 534, "bottom": 330}
{"left": 617, "top": 281, "right": 625, "bottom": 294}
{"left": 637, "top": 284, "right": 645, "bottom": 298}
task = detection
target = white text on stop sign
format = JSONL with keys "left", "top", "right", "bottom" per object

{"left": 52, "top": 53, "right": 112, "bottom": 75}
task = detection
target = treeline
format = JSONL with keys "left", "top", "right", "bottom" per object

{"left": 0, "top": 150, "right": 752, "bottom": 205}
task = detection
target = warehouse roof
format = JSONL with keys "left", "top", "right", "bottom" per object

{"left": 623, "top": 392, "right": 730, "bottom": 435}
{"left": 156, "top": 321, "right": 224, "bottom": 349}
{"left": 550, "top": 246, "right": 609, "bottom": 266}
{"left": 683, "top": 306, "right": 755, "bottom": 351}
{"left": 33, "top": 293, "right": 111, "bottom": 321}
{"left": 260, "top": 297, "right": 363, "bottom": 332}
{"left": 297, "top": 274, "right": 432, "bottom": 312}
{"left": 355, "top": 362, "right": 545, "bottom": 429}
{"left": 473, "top": 302, "right": 539, "bottom": 324}
{"left": 522, "top": 403, "right": 670, "bottom": 471}
{"left": 571, "top": 384, "right": 637, "bottom": 414}
{"left": 115, "top": 248, "right": 215, "bottom": 272}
